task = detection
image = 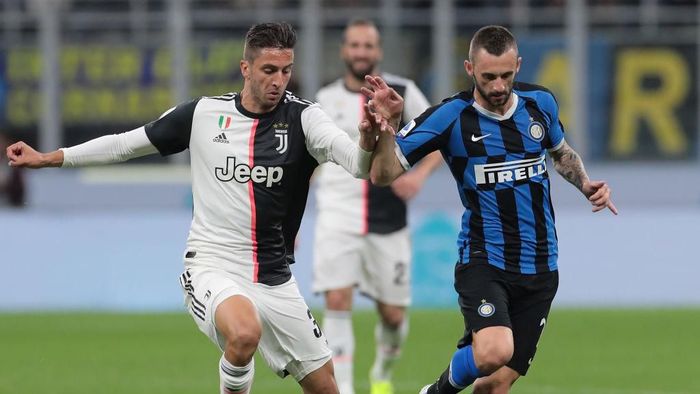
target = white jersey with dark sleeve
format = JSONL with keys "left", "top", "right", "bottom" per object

{"left": 314, "top": 73, "right": 430, "bottom": 235}
{"left": 143, "top": 91, "right": 370, "bottom": 285}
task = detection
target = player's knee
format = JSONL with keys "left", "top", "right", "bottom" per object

{"left": 473, "top": 343, "right": 513, "bottom": 374}
{"left": 379, "top": 308, "right": 404, "bottom": 328}
{"left": 325, "top": 289, "right": 352, "bottom": 311}
{"left": 230, "top": 327, "right": 261, "bottom": 352}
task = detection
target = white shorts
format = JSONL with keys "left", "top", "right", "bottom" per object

{"left": 179, "top": 266, "right": 332, "bottom": 381}
{"left": 312, "top": 226, "right": 412, "bottom": 306}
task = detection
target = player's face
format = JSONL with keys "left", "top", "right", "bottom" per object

{"left": 466, "top": 47, "right": 521, "bottom": 113}
{"left": 341, "top": 25, "right": 382, "bottom": 82}
{"left": 240, "top": 48, "right": 294, "bottom": 113}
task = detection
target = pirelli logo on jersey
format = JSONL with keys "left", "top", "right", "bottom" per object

{"left": 215, "top": 156, "right": 283, "bottom": 187}
{"left": 474, "top": 155, "right": 547, "bottom": 185}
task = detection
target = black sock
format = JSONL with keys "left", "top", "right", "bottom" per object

{"left": 428, "top": 365, "right": 462, "bottom": 394}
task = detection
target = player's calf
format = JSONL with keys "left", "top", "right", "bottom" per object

{"left": 472, "top": 366, "right": 519, "bottom": 394}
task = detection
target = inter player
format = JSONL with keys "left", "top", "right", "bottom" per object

{"left": 362, "top": 25, "right": 617, "bottom": 394}
{"left": 6, "top": 22, "right": 389, "bottom": 394}
{"left": 312, "top": 19, "right": 441, "bottom": 394}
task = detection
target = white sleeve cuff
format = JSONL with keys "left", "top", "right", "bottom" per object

{"left": 394, "top": 143, "right": 411, "bottom": 170}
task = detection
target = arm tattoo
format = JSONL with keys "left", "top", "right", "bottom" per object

{"left": 550, "top": 143, "right": 589, "bottom": 191}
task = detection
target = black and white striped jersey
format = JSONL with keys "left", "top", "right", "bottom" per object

{"left": 144, "top": 91, "right": 369, "bottom": 285}
{"left": 314, "top": 73, "right": 430, "bottom": 234}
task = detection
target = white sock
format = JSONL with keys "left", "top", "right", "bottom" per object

{"left": 370, "top": 318, "right": 409, "bottom": 382}
{"left": 219, "top": 355, "right": 254, "bottom": 394}
{"left": 323, "top": 310, "right": 355, "bottom": 394}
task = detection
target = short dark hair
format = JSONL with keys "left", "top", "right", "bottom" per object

{"left": 342, "top": 18, "right": 380, "bottom": 44}
{"left": 244, "top": 22, "right": 297, "bottom": 61}
{"left": 469, "top": 25, "right": 517, "bottom": 61}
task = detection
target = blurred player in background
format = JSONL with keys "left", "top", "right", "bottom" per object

{"left": 0, "top": 132, "right": 25, "bottom": 207}
{"left": 313, "top": 19, "right": 441, "bottom": 394}
{"left": 363, "top": 25, "right": 617, "bottom": 394}
{"left": 6, "top": 22, "right": 388, "bottom": 394}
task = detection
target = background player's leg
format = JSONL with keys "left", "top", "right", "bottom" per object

{"left": 370, "top": 302, "right": 407, "bottom": 393}
{"left": 298, "top": 360, "right": 340, "bottom": 394}
{"left": 323, "top": 288, "right": 355, "bottom": 394}
{"left": 215, "top": 295, "right": 262, "bottom": 394}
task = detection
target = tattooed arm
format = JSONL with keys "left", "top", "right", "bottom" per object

{"left": 549, "top": 140, "right": 589, "bottom": 191}
{"left": 549, "top": 140, "right": 618, "bottom": 214}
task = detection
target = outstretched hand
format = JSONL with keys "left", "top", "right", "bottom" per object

{"left": 360, "top": 75, "right": 404, "bottom": 123}
{"left": 582, "top": 180, "right": 618, "bottom": 215}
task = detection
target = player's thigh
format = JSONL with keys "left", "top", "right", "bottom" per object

{"left": 360, "top": 228, "right": 412, "bottom": 306}
{"left": 506, "top": 270, "right": 558, "bottom": 376}
{"left": 454, "top": 263, "right": 511, "bottom": 347}
{"left": 179, "top": 267, "right": 249, "bottom": 351}
{"left": 312, "top": 228, "right": 363, "bottom": 292}
{"left": 254, "top": 276, "right": 332, "bottom": 381}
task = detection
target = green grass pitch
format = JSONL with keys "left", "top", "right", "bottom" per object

{"left": 1, "top": 308, "right": 699, "bottom": 393}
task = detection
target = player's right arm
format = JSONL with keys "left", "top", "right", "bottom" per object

{"left": 7, "top": 99, "right": 198, "bottom": 169}
{"left": 6, "top": 128, "right": 158, "bottom": 169}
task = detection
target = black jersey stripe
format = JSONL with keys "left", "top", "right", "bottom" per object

{"left": 499, "top": 116, "right": 525, "bottom": 153}
{"left": 462, "top": 107, "right": 488, "bottom": 157}
{"left": 529, "top": 182, "right": 551, "bottom": 273}
{"left": 495, "top": 188, "right": 521, "bottom": 272}
{"left": 522, "top": 97, "right": 550, "bottom": 151}
{"left": 251, "top": 116, "right": 291, "bottom": 285}
{"left": 464, "top": 188, "right": 488, "bottom": 262}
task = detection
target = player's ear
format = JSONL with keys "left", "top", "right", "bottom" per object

{"left": 240, "top": 59, "right": 250, "bottom": 79}
{"left": 516, "top": 57, "right": 522, "bottom": 74}
{"left": 465, "top": 59, "right": 474, "bottom": 77}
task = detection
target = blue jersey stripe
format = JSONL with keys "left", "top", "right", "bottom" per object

{"left": 495, "top": 188, "right": 522, "bottom": 271}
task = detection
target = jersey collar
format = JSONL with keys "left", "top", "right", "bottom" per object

{"left": 235, "top": 92, "right": 282, "bottom": 119}
{"left": 472, "top": 93, "right": 519, "bottom": 121}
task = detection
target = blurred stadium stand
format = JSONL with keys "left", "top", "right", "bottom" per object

{"left": 0, "top": 0, "right": 698, "bottom": 310}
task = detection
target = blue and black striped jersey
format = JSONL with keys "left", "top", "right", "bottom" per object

{"left": 395, "top": 82, "right": 565, "bottom": 274}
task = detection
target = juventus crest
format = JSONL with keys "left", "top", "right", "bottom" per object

{"left": 274, "top": 122, "right": 288, "bottom": 154}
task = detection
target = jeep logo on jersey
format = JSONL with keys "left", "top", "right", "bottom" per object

{"left": 215, "top": 157, "right": 283, "bottom": 187}
{"left": 274, "top": 122, "right": 289, "bottom": 154}
{"left": 474, "top": 155, "right": 546, "bottom": 185}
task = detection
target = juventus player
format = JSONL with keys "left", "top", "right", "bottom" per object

{"left": 363, "top": 26, "right": 617, "bottom": 394}
{"left": 312, "top": 19, "right": 441, "bottom": 394}
{"left": 6, "top": 22, "right": 390, "bottom": 394}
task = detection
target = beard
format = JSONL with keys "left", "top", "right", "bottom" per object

{"left": 473, "top": 76, "right": 511, "bottom": 108}
{"left": 346, "top": 59, "right": 376, "bottom": 82}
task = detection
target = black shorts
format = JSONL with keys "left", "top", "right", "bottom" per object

{"left": 453, "top": 262, "right": 558, "bottom": 376}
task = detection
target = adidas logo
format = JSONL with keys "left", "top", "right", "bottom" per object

{"left": 213, "top": 133, "right": 229, "bottom": 144}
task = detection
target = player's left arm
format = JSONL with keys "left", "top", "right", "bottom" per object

{"left": 549, "top": 140, "right": 618, "bottom": 215}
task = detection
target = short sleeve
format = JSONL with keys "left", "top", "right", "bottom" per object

{"left": 542, "top": 92, "right": 565, "bottom": 150}
{"left": 144, "top": 98, "right": 200, "bottom": 156}
{"left": 395, "top": 103, "right": 454, "bottom": 167}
